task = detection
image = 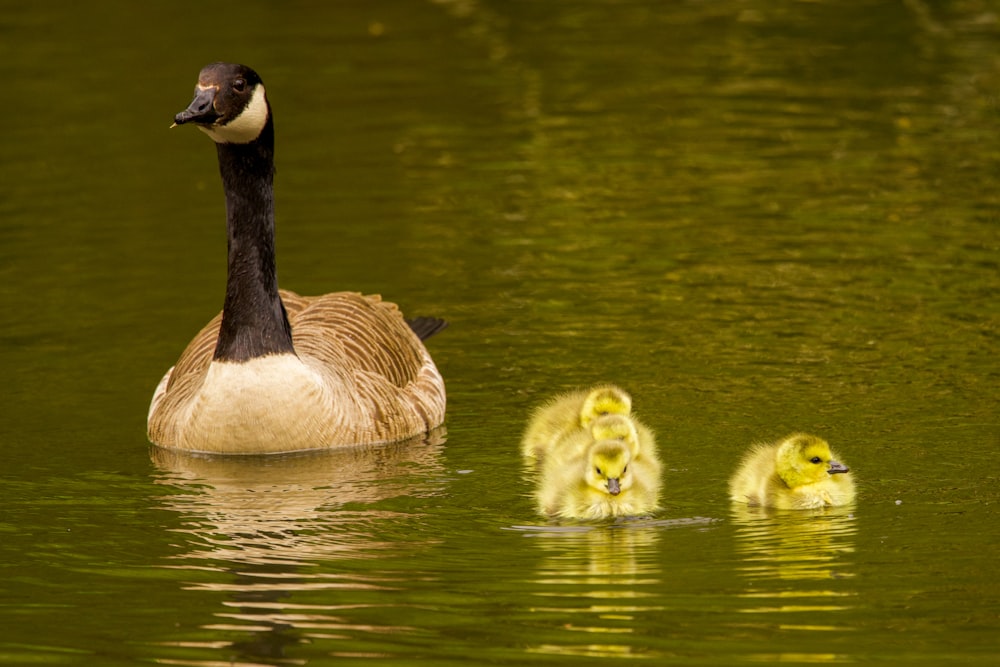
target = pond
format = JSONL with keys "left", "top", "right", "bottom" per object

{"left": 1, "top": 1, "right": 998, "bottom": 665}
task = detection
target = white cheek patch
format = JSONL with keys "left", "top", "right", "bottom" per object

{"left": 199, "top": 84, "right": 269, "bottom": 144}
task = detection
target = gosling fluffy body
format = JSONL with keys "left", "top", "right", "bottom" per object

{"left": 521, "top": 384, "right": 634, "bottom": 459}
{"left": 728, "top": 433, "right": 855, "bottom": 509}
{"left": 534, "top": 413, "right": 662, "bottom": 520}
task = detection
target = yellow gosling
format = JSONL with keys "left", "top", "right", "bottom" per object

{"left": 728, "top": 433, "right": 856, "bottom": 509}
{"left": 536, "top": 414, "right": 662, "bottom": 520}
{"left": 521, "top": 384, "right": 632, "bottom": 459}
{"left": 580, "top": 386, "right": 633, "bottom": 428}
{"left": 587, "top": 410, "right": 657, "bottom": 459}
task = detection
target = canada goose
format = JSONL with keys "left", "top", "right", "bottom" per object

{"left": 536, "top": 414, "right": 662, "bottom": 519}
{"left": 728, "top": 433, "right": 855, "bottom": 509}
{"left": 147, "top": 62, "right": 446, "bottom": 454}
{"left": 521, "top": 384, "right": 634, "bottom": 459}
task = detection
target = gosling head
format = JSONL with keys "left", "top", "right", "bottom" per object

{"left": 585, "top": 439, "right": 633, "bottom": 497}
{"left": 173, "top": 62, "right": 271, "bottom": 145}
{"left": 589, "top": 413, "right": 641, "bottom": 457}
{"left": 579, "top": 385, "right": 632, "bottom": 429}
{"left": 775, "top": 433, "right": 850, "bottom": 489}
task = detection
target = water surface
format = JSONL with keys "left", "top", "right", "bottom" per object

{"left": 1, "top": 1, "right": 998, "bottom": 665}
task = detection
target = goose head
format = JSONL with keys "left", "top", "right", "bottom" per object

{"left": 775, "top": 433, "right": 850, "bottom": 489}
{"left": 173, "top": 62, "right": 270, "bottom": 145}
{"left": 585, "top": 439, "right": 633, "bottom": 497}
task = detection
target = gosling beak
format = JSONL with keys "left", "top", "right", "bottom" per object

{"left": 827, "top": 460, "right": 850, "bottom": 475}
{"left": 607, "top": 478, "right": 621, "bottom": 496}
{"left": 173, "top": 86, "right": 219, "bottom": 127}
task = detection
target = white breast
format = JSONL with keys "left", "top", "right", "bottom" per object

{"left": 178, "top": 354, "right": 339, "bottom": 453}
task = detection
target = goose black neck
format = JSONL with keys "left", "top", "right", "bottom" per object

{"left": 212, "top": 117, "right": 294, "bottom": 362}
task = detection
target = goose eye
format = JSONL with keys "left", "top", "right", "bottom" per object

{"left": 595, "top": 467, "right": 602, "bottom": 476}
{"left": 233, "top": 78, "right": 247, "bottom": 92}
{"left": 623, "top": 465, "right": 628, "bottom": 474}
{"left": 810, "top": 456, "right": 822, "bottom": 464}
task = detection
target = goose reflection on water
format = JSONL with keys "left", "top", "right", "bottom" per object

{"left": 148, "top": 429, "right": 446, "bottom": 662}
{"left": 151, "top": 429, "right": 447, "bottom": 565}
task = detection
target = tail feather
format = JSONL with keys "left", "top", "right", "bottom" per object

{"left": 407, "top": 316, "right": 448, "bottom": 341}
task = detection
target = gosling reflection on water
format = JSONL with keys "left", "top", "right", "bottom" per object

{"left": 731, "top": 505, "right": 857, "bottom": 583}
{"left": 514, "top": 516, "right": 716, "bottom": 660}
{"left": 731, "top": 504, "right": 858, "bottom": 644}
{"left": 523, "top": 524, "right": 663, "bottom": 659}
{"left": 522, "top": 385, "right": 663, "bottom": 520}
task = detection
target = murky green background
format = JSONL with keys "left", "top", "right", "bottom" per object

{"left": 2, "top": 0, "right": 998, "bottom": 664}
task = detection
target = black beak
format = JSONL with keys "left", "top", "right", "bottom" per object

{"left": 173, "top": 86, "right": 219, "bottom": 126}
{"left": 607, "top": 478, "right": 621, "bottom": 496}
{"left": 827, "top": 460, "right": 850, "bottom": 475}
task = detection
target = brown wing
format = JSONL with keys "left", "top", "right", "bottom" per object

{"left": 287, "top": 290, "right": 446, "bottom": 440}
{"left": 164, "top": 313, "right": 221, "bottom": 390}
{"left": 284, "top": 290, "right": 427, "bottom": 389}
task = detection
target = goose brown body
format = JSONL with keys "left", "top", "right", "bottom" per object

{"left": 147, "top": 63, "right": 445, "bottom": 453}
{"left": 148, "top": 289, "right": 446, "bottom": 453}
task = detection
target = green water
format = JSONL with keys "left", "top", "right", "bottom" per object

{"left": 1, "top": 0, "right": 998, "bottom": 664}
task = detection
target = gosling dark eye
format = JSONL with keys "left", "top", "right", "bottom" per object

{"left": 810, "top": 457, "right": 822, "bottom": 464}
{"left": 595, "top": 467, "right": 602, "bottom": 476}
{"left": 233, "top": 78, "right": 247, "bottom": 92}
{"left": 623, "top": 465, "right": 629, "bottom": 474}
